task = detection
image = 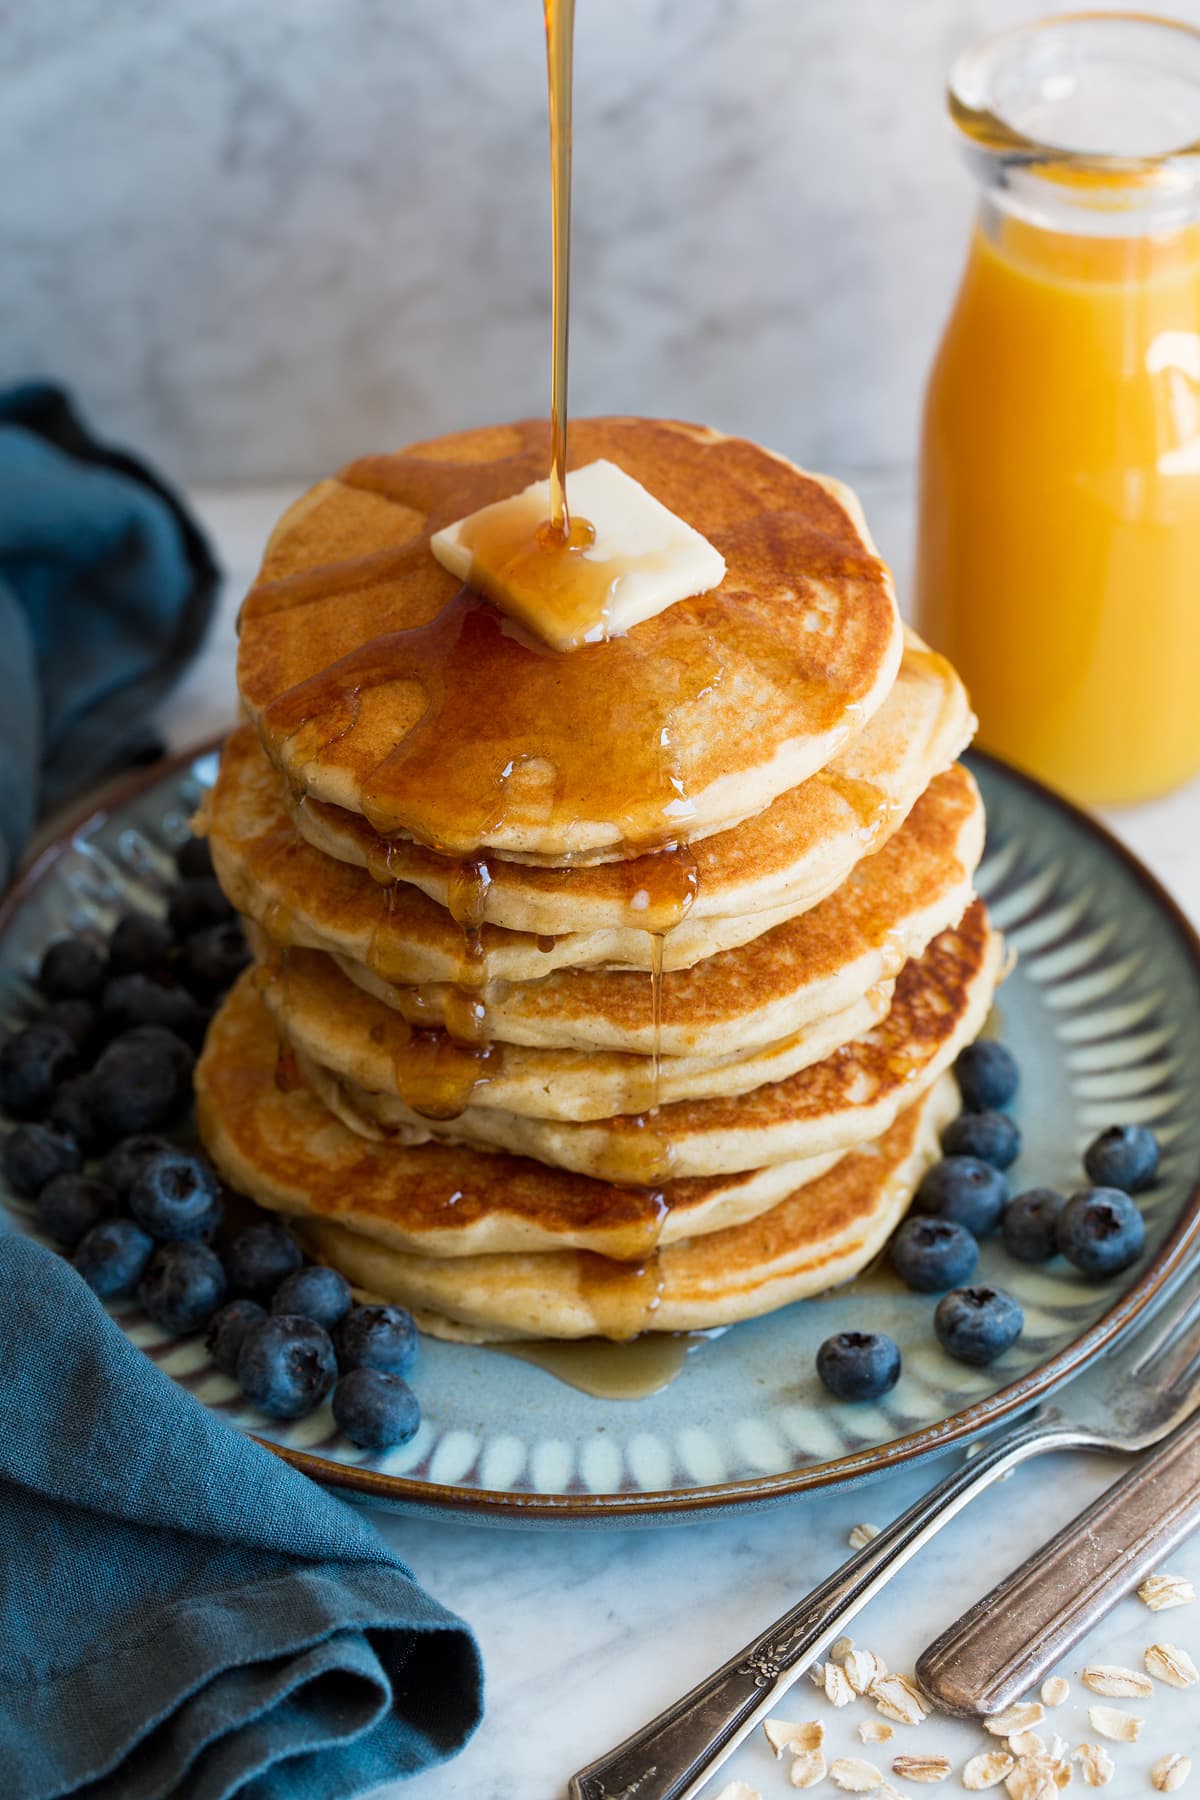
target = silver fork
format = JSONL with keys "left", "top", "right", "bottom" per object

{"left": 567, "top": 1267, "right": 1200, "bottom": 1800}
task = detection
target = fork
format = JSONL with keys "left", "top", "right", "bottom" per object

{"left": 567, "top": 1267, "right": 1200, "bottom": 1800}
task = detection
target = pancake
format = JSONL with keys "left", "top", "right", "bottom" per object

{"left": 237, "top": 418, "right": 904, "bottom": 859}
{"left": 289, "top": 901, "right": 1002, "bottom": 1180}
{"left": 289, "top": 1077, "right": 959, "bottom": 1341}
{"left": 200, "top": 691, "right": 978, "bottom": 987}
{"left": 280, "top": 631, "right": 974, "bottom": 935}
{"left": 331, "top": 764, "right": 984, "bottom": 1057}
{"left": 255, "top": 937, "right": 892, "bottom": 1119}
{"left": 196, "top": 970, "right": 843, "bottom": 1259}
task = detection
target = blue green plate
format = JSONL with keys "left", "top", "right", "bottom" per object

{"left": 2, "top": 747, "right": 1199, "bottom": 1526}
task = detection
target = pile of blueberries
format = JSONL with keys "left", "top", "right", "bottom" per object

{"left": 817, "top": 1037, "right": 1160, "bottom": 1402}
{"left": 0, "top": 838, "right": 421, "bottom": 1452}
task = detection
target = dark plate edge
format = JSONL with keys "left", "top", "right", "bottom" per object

{"left": 3, "top": 741, "right": 1199, "bottom": 1524}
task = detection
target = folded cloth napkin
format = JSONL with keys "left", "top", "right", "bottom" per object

{"left": 0, "top": 382, "right": 219, "bottom": 888}
{"left": 0, "top": 1234, "right": 483, "bottom": 1800}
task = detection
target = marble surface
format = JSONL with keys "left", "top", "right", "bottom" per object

{"left": 162, "top": 484, "right": 1200, "bottom": 1798}
{"left": 11, "top": 0, "right": 1200, "bottom": 487}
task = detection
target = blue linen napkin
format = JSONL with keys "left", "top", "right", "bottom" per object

{"left": 0, "top": 382, "right": 219, "bottom": 888}
{"left": 0, "top": 1232, "right": 483, "bottom": 1799}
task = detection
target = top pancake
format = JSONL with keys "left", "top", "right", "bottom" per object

{"left": 237, "top": 418, "right": 904, "bottom": 859}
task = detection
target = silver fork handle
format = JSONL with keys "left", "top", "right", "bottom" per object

{"left": 567, "top": 1417, "right": 1087, "bottom": 1800}
{"left": 917, "top": 1406, "right": 1200, "bottom": 1716}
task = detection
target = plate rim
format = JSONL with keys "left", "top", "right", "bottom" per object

{"left": 4, "top": 742, "right": 1199, "bottom": 1524}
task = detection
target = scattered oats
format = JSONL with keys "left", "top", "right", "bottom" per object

{"left": 986, "top": 1703, "right": 1046, "bottom": 1737}
{"left": 880, "top": 1787, "right": 913, "bottom": 1800}
{"left": 845, "top": 1647, "right": 889, "bottom": 1693}
{"left": 763, "top": 1719, "right": 824, "bottom": 1759}
{"left": 1073, "top": 1743, "right": 1114, "bottom": 1788}
{"left": 1086, "top": 1705, "right": 1141, "bottom": 1744}
{"left": 872, "top": 1673, "right": 929, "bottom": 1726}
{"left": 1152, "top": 1754, "right": 1192, "bottom": 1793}
{"left": 1008, "top": 1731, "right": 1046, "bottom": 1758}
{"left": 1041, "top": 1677, "right": 1070, "bottom": 1707}
{"left": 1081, "top": 1663, "right": 1154, "bottom": 1699}
{"left": 808, "top": 1661, "right": 827, "bottom": 1687}
{"left": 832, "top": 1635, "right": 856, "bottom": 1661}
{"left": 830, "top": 1756, "right": 884, "bottom": 1792}
{"left": 1145, "top": 1642, "right": 1199, "bottom": 1690}
{"left": 962, "top": 1750, "right": 1016, "bottom": 1790}
{"left": 891, "top": 1753, "right": 951, "bottom": 1783}
{"left": 1046, "top": 1735, "right": 1068, "bottom": 1766}
{"left": 860, "top": 1720, "right": 895, "bottom": 1745}
{"left": 824, "top": 1660, "right": 856, "bottom": 1707}
{"left": 1003, "top": 1762, "right": 1059, "bottom": 1800}
{"left": 713, "top": 1784, "right": 761, "bottom": 1800}
{"left": 790, "top": 1748, "right": 827, "bottom": 1790}
{"left": 1139, "top": 1573, "right": 1196, "bottom": 1613}
{"left": 850, "top": 1522, "right": 882, "bottom": 1549}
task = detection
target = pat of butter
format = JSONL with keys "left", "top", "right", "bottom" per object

{"left": 429, "top": 458, "right": 726, "bottom": 652}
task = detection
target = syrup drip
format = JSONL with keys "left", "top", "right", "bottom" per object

{"left": 576, "top": 1250, "right": 666, "bottom": 1342}
{"left": 273, "top": 1042, "right": 302, "bottom": 1093}
{"left": 390, "top": 1027, "right": 496, "bottom": 1123}
{"left": 543, "top": 0, "right": 575, "bottom": 536}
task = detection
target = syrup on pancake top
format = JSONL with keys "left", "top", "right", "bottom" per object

{"left": 237, "top": 418, "right": 904, "bottom": 863}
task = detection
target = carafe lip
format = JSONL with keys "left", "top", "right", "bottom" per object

{"left": 949, "top": 11, "right": 1200, "bottom": 230}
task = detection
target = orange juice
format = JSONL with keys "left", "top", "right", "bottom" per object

{"left": 915, "top": 11, "right": 1200, "bottom": 806}
{"left": 917, "top": 211, "right": 1200, "bottom": 806}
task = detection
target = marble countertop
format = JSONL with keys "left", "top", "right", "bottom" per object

{"left": 167, "top": 484, "right": 1200, "bottom": 1799}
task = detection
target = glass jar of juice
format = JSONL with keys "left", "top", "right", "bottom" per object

{"left": 915, "top": 13, "right": 1200, "bottom": 806}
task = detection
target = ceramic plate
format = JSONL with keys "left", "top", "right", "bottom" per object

{"left": 2, "top": 747, "right": 1199, "bottom": 1526}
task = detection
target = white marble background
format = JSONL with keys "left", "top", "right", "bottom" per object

{"left": 6, "top": 0, "right": 1196, "bottom": 511}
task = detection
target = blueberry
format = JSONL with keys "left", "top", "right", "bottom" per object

{"left": 1056, "top": 1188, "right": 1146, "bottom": 1279}
{"left": 42, "top": 999, "right": 101, "bottom": 1055}
{"left": 335, "top": 1303, "right": 418, "bottom": 1377}
{"left": 179, "top": 921, "right": 250, "bottom": 1000}
{"left": 100, "top": 974, "right": 208, "bottom": 1048}
{"left": 205, "top": 1298, "right": 268, "bottom": 1378}
{"left": 99, "top": 1133, "right": 177, "bottom": 1199}
{"left": 175, "top": 837, "right": 215, "bottom": 882}
{"left": 1083, "top": 1125, "right": 1160, "bottom": 1195}
{"left": 332, "top": 1368, "right": 421, "bottom": 1449}
{"left": 816, "top": 1330, "right": 902, "bottom": 1402}
{"left": 955, "top": 1040, "right": 1020, "bottom": 1112}
{"left": 941, "top": 1110, "right": 1022, "bottom": 1170}
{"left": 45, "top": 1077, "right": 102, "bottom": 1155}
{"left": 35, "top": 1173, "right": 117, "bottom": 1248}
{"left": 38, "top": 937, "right": 106, "bottom": 1003}
{"left": 73, "top": 1217, "right": 155, "bottom": 1297}
{"left": 890, "top": 1215, "right": 979, "bottom": 1293}
{"left": 271, "top": 1264, "right": 352, "bottom": 1331}
{"left": 128, "top": 1149, "right": 223, "bottom": 1242}
{"left": 87, "top": 1029, "right": 192, "bottom": 1139}
{"left": 139, "top": 1241, "right": 227, "bottom": 1334}
{"left": 0, "top": 1023, "right": 79, "bottom": 1119}
{"left": 168, "top": 878, "right": 233, "bottom": 941}
{"left": 106, "top": 912, "right": 175, "bottom": 979}
{"left": 1003, "top": 1187, "right": 1066, "bottom": 1264}
{"left": 225, "top": 1221, "right": 304, "bottom": 1300}
{"left": 236, "top": 1314, "right": 337, "bottom": 1418}
{"left": 935, "top": 1286, "right": 1024, "bottom": 1365}
{"left": 2, "top": 1122, "right": 82, "bottom": 1197}
{"left": 913, "top": 1156, "right": 1008, "bottom": 1238}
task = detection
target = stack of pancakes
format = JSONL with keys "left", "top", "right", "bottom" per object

{"left": 195, "top": 418, "right": 1003, "bottom": 1343}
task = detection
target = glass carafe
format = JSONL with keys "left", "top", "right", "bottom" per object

{"left": 915, "top": 12, "right": 1200, "bottom": 806}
